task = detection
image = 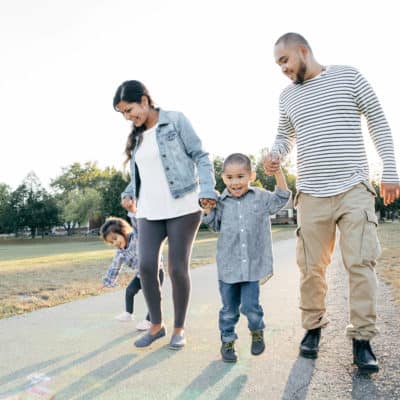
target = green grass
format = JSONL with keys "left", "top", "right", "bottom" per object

{"left": 0, "top": 226, "right": 295, "bottom": 319}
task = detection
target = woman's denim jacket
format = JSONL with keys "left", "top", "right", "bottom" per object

{"left": 121, "top": 109, "right": 218, "bottom": 201}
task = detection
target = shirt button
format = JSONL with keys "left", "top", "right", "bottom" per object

{"left": 162, "top": 154, "right": 166, "bottom": 158}
{"left": 242, "top": 259, "right": 246, "bottom": 262}
{"left": 169, "top": 181, "right": 174, "bottom": 185}
{"left": 239, "top": 215, "right": 242, "bottom": 218}
{"left": 242, "top": 244, "right": 245, "bottom": 247}
{"left": 240, "top": 229, "right": 244, "bottom": 232}
{"left": 166, "top": 167, "right": 170, "bottom": 171}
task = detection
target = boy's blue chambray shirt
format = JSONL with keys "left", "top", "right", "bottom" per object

{"left": 202, "top": 186, "right": 291, "bottom": 284}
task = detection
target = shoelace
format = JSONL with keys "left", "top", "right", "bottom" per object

{"left": 251, "top": 332, "right": 263, "bottom": 342}
{"left": 224, "top": 342, "right": 235, "bottom": 352}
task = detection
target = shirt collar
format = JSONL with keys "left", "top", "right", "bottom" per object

{"left": 220, "top": 186, "right": 256, "bottom": 200}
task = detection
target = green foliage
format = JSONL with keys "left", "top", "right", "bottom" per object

{"left": 101, "top": 172, "right": 129, "bottom": 219}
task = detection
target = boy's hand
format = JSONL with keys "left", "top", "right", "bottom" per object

{"left": 121, "top": 196, "right": 137, "bottom": 213}
{"left": 200, "top": 198, "right": 217, "bottom": 209}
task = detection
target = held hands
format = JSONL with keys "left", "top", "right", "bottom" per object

{"left": 380, "top": 182, "right": 400, "bottom": 206}
{"left": 121, "top": 196, "right": 137, "bottom": 213}
{"left": 200, "top": 198, "right": 217, "bottom": 215}
{"left": 263, "top": 151, "right": 281, "bottom": 176}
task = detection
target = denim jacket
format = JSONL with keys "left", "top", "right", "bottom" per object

{"left": 121, "top": 109, "right": 218, "bottom": 201}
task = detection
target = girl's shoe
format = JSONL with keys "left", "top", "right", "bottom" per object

{"left": 134, "top": 327, "right": 166, "bottom": 348}
{"left": 136, "top": 319, "right": 152, "bottom": 331}
{"left": 114, "top": 311, "right": 133, "bottom": 322}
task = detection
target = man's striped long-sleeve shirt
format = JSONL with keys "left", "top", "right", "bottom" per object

{"left": 272, "top": 65, "right": 399, "bottom": 197}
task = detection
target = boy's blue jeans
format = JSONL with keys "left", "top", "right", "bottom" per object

{"left": 218, "top": 280, "right": 265, "bottom": 343}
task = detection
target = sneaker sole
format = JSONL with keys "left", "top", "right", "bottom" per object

{"left": 354, "top": 362, "right": 379, "bottom": 373}
{"left": 222, "top": 358, "right": 237, "bottom": 363}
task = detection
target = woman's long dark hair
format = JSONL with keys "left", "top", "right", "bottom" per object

{"left": 113, "top": 80, "right": 155, "bottom": 170}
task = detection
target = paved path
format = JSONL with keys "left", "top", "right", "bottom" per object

{"left": 0, "top": 238, "right": 399, "bottom": 399}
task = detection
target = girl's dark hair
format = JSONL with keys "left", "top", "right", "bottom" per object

{"left": 223, "top": 153, "right": 252, "bottom": 172}
{"left": 113, "top": 80, "right": 155, "bottom": 170}
{"left": 100, "top": 217, "right": 132, "bottom": 242}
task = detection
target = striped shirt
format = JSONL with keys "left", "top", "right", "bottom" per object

{"left": 272, "top": 65, "right": 399, "bottom": 197}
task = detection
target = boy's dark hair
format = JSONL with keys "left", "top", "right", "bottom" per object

{"left": 222, "top": 153, "right": 252, "bottom": 172}
{"left": 100, "top": 217, "right": 132, "bottom": 241}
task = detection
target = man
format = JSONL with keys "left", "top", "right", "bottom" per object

{"left": 264, "top": 32, "right": 400, "bottom": 373}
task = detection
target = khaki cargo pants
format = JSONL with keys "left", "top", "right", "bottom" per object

{"left": 295, "top": 182, "right": 381, "bottom": 340}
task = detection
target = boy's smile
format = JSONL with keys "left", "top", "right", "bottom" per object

{"left": 222, "top": 163, "right": 256, "bottom": 198}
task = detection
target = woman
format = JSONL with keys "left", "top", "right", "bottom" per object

{"left": 113, "top": 80, "right": 217, "bottom": 349}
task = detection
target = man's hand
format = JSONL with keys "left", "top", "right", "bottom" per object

{"left": 121, "top": 196, "right": 137, "bottom": 212}
{"left": 263, "top": 151, "right": 281, "bottom": 176}
{"left": 380, "top": 182, "right": 400, "bottom": 206}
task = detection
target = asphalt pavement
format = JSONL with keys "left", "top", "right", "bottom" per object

{"left": 0, "top": 237, "right": 399, "bottom": 400}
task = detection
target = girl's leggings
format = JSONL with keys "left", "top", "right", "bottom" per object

{"left": 125, "top": 269, "right": 165, "bottom": 320}
{"left": 138, "top": 211, "right": 202, "bottom": 328}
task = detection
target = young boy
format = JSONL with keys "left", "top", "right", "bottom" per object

{"left": 202, "top": 153, "right": 291, "bottom": 362}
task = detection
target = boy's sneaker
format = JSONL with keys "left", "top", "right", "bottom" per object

{"left": 251, "top": 330, "right": 265, "bottom": 355}
{"left": 220, "top": 341, "right": 238, "bottom": 363}
{"left": 136, "top": 319, "right": 152, "bottom": 331}
{"left": 114, "top": 311, "right": 133, "bottom": 322}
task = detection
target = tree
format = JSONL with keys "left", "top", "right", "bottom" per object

{"left": 51, "top": 162, "right": 116, "bottom": 193}
{"left": 0, "top": 183, "right": 12, "bottom": 233}
{"left": 6, "top": 173, "right": 60, "bottom": 237}
{"left": 101, "top": 172, "right": 129, "bottom": 219}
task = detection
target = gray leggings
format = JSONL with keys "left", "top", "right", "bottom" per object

{"left": 138, "top": 211, "right": 202, "bottom": 328}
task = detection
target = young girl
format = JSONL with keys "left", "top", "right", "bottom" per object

{"left": 113, "top": 80, "right": 218, "bottom": 349}
{"left": 100, "top": 214, "right": 164, "bottom": 331}
{"left": 202, "top": 153, "right": 291, "bottom": 362}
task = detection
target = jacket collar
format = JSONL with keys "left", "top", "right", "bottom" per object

{"left": 220, "top": 186, "right": 256, "bottom": 201}
{"left": 157, "top": 109, "right": 170, "bottom": 126}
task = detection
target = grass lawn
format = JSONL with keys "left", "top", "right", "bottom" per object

{"left": 0, "top": 226, "right": 297, "bottom": 319}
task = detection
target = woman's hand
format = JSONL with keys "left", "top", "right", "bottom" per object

{"left": 121, "top": 196, "right": 137, "bottom": 212}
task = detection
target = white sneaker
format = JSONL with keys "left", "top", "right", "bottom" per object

{"left": 136, "top": 319, "right": 152, "bottom": 331}
{"left": 114, "top": 312, "right": 133, "bottom": 322}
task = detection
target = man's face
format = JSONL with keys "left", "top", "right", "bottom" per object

{"left": 274, "top": 43, "right": 307, "bottom": 84}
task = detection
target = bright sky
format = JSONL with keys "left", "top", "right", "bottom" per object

{"left": 1, "top": 0, "right": 399, "bottom": 190}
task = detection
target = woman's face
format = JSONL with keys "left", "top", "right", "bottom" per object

{"left": 116, "top": 97, "right": 149, "bottom": 127}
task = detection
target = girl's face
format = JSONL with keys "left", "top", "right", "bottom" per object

{"left": 116, "top": 97, "right": 150, "bottom": 127}
{"left": 222, "top": 163, "right": 256, "bottom": 198}
{"left": 105, "top": 232, "right": 127, "bottom": 249}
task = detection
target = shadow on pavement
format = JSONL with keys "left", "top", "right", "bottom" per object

{"left": 215, "top": 374, "right": 248, "bottom": 400}
{"left": 0, "top": 332, "right": 133, "bottom": 398}
{"left": 72, "top": 345, "right": 178, "bottom": 400}
{"left": 351, "top": 369, "right": 380, "bottom": 399}
{"left": 281, "top": 356, "right": 316, "bottom": 400}
{"left": 175, "top": 360, "right": 235, "bottom": 400}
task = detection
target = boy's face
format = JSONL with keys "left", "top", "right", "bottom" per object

{"left": 222, "top": 163, "right": 256, "bottom": 198}
{"left": 105, "top": 232, "right": 127, "bottom": 249}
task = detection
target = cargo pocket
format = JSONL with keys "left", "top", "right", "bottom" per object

{"left": 360, "top": 210, "right": 382, "bottom": 261}
{"left": 296, "top": 227, "right": 308, "bottom": 272}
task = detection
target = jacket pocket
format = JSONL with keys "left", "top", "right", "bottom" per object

{"left": 360, "top": 210, "right": 382, "bottom": 261}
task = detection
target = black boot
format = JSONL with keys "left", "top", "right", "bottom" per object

{"left": 299, "top": 328, "right": 321, "bottom": 359}
{"left": 250, "top": 330, "right": 265, "bottom": 356}
{"left": 220, "top": 341, "right": 238, "bottom": 363}
{"left": 353, "top": 339, "right": 379, "bottom": 373}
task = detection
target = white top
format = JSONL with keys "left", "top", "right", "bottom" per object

{"left": 135, "top": 124, "right": 200, "bottom": 220}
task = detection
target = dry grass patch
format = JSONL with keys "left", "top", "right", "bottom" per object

{"left": 0, "top": 227, "right": 295, "bottom": 319}
{"left": 376, "top": 222, "right": 400, "bottom": 305}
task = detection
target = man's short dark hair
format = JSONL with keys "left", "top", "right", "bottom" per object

{"left": 275, "top": 32, "right": 312, "bottom": 53}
